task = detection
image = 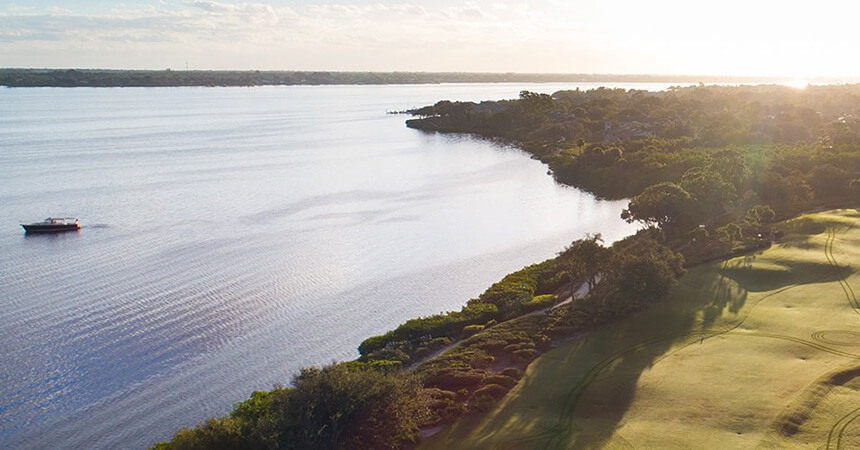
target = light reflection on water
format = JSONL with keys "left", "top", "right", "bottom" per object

{"left": 0, "top": 83, "right": 648, "bottom": 448}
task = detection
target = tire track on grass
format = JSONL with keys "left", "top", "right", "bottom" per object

{"left": 821, "top": 222, "right": 860, "bottom": 449}
{"left": 730, "top": 332, "right": 860, "bottom": 360}
{"left": 823, "top": 224, "right": 860, "bottom": 316}
{"left": 826, "top": 405, "right": 860, "bottom": 450}
{"left": 810, "top": 330, "right": 860, "bottom": 346}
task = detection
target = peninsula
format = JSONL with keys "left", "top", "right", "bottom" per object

{"left": 155, "top": 83, "right": 860, "bottom": 449}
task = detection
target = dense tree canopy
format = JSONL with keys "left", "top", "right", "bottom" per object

{"left": 621, "top": 182, "right": 696, "bottom": 232}
{"left": 154, "top": 363, "right": 429, "bottom": 450}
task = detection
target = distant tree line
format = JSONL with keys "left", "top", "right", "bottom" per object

{"left": 0, "top": 69, "right": 819, "bottom": 88}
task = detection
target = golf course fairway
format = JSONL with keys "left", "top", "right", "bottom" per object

{"left": 422, "top": 209, "right": 860, "bottom": 449}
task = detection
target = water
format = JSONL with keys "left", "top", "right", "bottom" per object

{"left": 0, "top": 83, "right": 654, "bottom": 448}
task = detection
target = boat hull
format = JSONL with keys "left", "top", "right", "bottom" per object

{"left": 22, "top": 224, "right": 80, "bottom": 233}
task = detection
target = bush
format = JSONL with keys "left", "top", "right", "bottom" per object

{"left": 153, "top": 417, "right": 245, "bottom": 450}
{"left": 470, "top": 394, "right": 497, "bottom": 412}
{"left": 513, "top": 348, "right": 538, "bottom": 361}
{"left": 500, "top": 367, "right": 523, "bottom": 379}
{"left": 365, "top": 348, "right": 410, "bottom": 363}
{"left": 463, "top": 324, "right": 485, "bottom": 336}
{"left": 359, "top": 303, "right": 498, "bottom": 358}
{"left": 358, "top": 333, "right": 394, "bottom": 356}
{"left": 471, "top": 383, "right": 509, "bottom": 401}
{"left": 270, "top": 363, "right": 431, "bottom": 449}
{"left": 157, "top": 363, "right": 431, "bottom": 450}
{"left": 521, "top": 294, "right": 559, "bottom": 313}
{"left": 485, "top": 374, "right": 517, "bottom": 389}
{"left": 423, "top": 368, "right": 486, "bottom": 391}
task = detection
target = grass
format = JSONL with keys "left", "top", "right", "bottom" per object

{"left": 421, "top": 209, "right": 860, "bottom": 449}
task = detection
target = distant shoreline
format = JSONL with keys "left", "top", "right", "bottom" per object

{"left": 0, "top": 69, "right": 850, "bottom": 88}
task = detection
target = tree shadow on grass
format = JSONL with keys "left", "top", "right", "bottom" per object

{"left": 448, "top": 264, "right": 750, "bottom": 449}
{"left": 559, "top": 239, "right": 853, "bottom": 448}
{"left": 557, "top": 266, "right": 745, "bottom": 449}
{"left": 428, "top": 217, "right": 858, "bottom": 449}
{"left": 717, "top": 252, "right": 851, "bottom": 293}
{"left": 491, "top": 244, "right": 850, "bottom": 449}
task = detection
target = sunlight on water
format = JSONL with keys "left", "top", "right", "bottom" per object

{"left": 0, "top": 83, "right": 646, "bottom": 448}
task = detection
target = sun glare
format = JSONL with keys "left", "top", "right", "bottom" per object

{"left": 782, "top": 79, "right": 809, "bottom": 89}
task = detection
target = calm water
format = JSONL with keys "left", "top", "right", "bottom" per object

{"left": 0, "top": 83, "right": 661, "bottom": 448}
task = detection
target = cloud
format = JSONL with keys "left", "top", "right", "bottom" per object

{"left": 7, "top": 0, "right": 851, "bottom": 75}
{"left": 440, "top": 3, "right": 489, "bottom": 20}
{"left": 0, "top": 1, "right": 579, "bottom": 70}
{"left": 0, "top": 2, "right": 301, "bottom": 45}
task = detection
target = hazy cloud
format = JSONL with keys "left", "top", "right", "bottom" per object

{"left": 440, "top": 3, "right": 489, "bottom": 21}
{"left": 1, "top": 0, "right": 859, "bottom": 76}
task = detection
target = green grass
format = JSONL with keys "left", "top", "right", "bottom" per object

{"left": 421, "top": 209, "right": 860, "bottom": 449}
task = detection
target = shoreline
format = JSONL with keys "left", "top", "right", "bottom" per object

{"left": 0, "top": 69, "right": 845, "bottom": 88}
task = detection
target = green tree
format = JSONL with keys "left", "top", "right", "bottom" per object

{"left": 744, "top": 205, "right": 775, "bottom": 225}
{"left": 758, "top": 172, "right": 811, "bottom": 216}
{"left": 557, "top": 234, "right": 608, "bottom": 300}
{"left": 268, "top": 363, "right": 430, "bottom": 450}
{"left": 598, "top": 233, "right": 685, "bottom": 314}
{"left": 717, "top": 223, "right": 743, "bottom": 245}
{"left": 705, "top": 148, "right": 749, "bottom": 189}
{"left": 810, "top": 163, "right": 849, "bottom": 200}
{"left": 154, "top": 364, "right": 430, "bottom": 450}
{"left": 518, "top": 90, "right": 553, "bottom": 113}
{"left": 680, "top": 166, "right": 737, "bottom": 220}
{"left": 622, "top": 182, "right": 696, "bottom": 234}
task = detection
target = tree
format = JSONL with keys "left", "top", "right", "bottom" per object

{"left": 557, "top": 234, "right": 607, "bottom": 300}
{"left": 758, "top": 172, "right": 811, "bottom": 215}
{"left": 518, "top": 90, "right": 553, "bottom": 113}
{"left": 267, "top": 363, "right": 430, "bottom": 450}
{"left": 598, "top": 233, "right": 685, "bottom": 314}
{"left": 621, "top": 182, "right": 696, "bottom": 234}
{"left": 705, "top": 148, "right": 749, "bottom": 189}
{"left": 680, "top": 166, "right": 737, "bottom": 220}
{"left": 744, "top": 205, "right": 775, "bottom": 225}
{"left": 155, "top": 363, "right": 430, "bottom": 450}
{"left": 717, "top": 223, "right": 742, "bottom": 245}
{"left": 517, "top": 90, "right": 553, "bottom": 127}
{"left": 810, "top": 163, "right": 849, "bottom": 200}
{"left": 851, "top": 178, "right": 860, "bottom": 197}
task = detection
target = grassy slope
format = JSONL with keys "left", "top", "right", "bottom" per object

{"left": 422, "top": 209, "right": 860, "bottom": 449}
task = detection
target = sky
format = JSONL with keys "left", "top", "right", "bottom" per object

{"left": 1, "top": 0, "right": 859, "bottom": 77}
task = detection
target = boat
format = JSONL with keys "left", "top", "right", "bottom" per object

{"left": 21, "top": 217, "right": 81, "bottom": 233}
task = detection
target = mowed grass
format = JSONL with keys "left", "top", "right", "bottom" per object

{"left": 422, "top": 209, "right": 860, "bottom": 449}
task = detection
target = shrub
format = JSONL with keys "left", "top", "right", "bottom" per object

{"left": 359, "top": 303, "right": 498, "bottom": 358}
{"left": 270, "top": 363, "right": 431, "bottom": 450}
{"left": 463, "top": 324, "right": 485, "bottom": 336}
{"left": 499, "top": 367, "right": 523, "bottom": 379}
{"left": 153, "top": 417, "right": 245, "bottom": 450}
{"left": 423, "top": 368, "right": 486, "bottom": 391}
{"left": 365, "top": 348, "right": 410, "bottom": 363}
{"left": 471, "top": 383, "right": 509, "bottom": 401}
{"left": 358, "top": 333, "right": 394, "bottom": 356}
{"left": 513, "top": 348, "right": 538, "bottom": 361}
{"left": 470, "top": 394, "right": 497, "bottom": 412}
{"left": 485, "top": 374, "right": 517, "bottom": 389}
